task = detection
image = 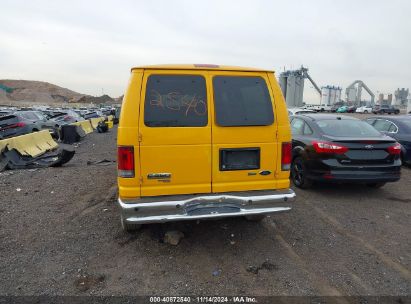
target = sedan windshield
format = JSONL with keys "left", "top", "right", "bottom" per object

{"left": 316, "top": 119, "right": 382, "bottom": 137}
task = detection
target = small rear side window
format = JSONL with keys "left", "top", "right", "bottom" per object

{"left": 213, "top": 76, "right": 274, "bottom": 127}
{"left": 303, "top": 122, "right": 313, "bottom": 135}
{"left": 373, "top": 119, "right": 397, "bottom": 133}
{"left": 144, "top": 75, "right": 207, "bottom": 127}
{"left": 291, "top": 118, "right": 304, "bottom": 135}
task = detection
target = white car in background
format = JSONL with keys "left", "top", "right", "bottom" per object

{"left": 310, "top": 104, "right": 333, "bottom": 112}
{"left": 288, "top": 108, "right": 317, "bottom": 116}
{"left": 356, "top": 106, "right": 373, "bottom": 114}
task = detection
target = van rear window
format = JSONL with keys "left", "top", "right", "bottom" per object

{"left": 213, "top": 76, "right": 274, "bottom": 127}
{"left": 144, "top": 75, "right": 207, "bottom": 127}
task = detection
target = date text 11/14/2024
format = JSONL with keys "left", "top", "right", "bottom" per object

{"left": 149, "top": 296, "right": 257, "bottom": 303}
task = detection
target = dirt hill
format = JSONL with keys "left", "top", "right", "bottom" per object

{"left": 0, "top": 80, "right": 120, "bottom": 105}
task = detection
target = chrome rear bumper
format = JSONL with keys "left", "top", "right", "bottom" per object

{"left": 118, "top": 189, "right": 295, "bottom": 224}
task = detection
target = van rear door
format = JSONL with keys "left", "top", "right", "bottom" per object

{"left": 139, "top": 70, "right": 212, "bottom": 196}
{"left": 210, "top": 72, "right": 279, "bottom": 193}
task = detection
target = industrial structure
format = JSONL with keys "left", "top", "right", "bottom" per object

{"left": 278, "top": 66, "right": 406, "bottom": 110}
{"left": 377, "top": 93, "right": 393, "bottom": 106}
{"left": 321, "top": 86, "right": 342, "bottom": 106}
{"left": 345, "top": 80, "right": 375, "bottom": 106}
{"left": 394, "top": 88, "right": 409, "bottom": 106}
{"left": 278, "top": 66, "right": 321, "bottom": 107}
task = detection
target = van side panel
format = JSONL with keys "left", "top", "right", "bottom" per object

{"left": 138, "top": 70, "right": 212, "bottom": 196}
{"left": 118, "top": 70, "right": 143, "bottom": 199}
{"left": 267, "top": 72, "right": 292, "bottom": 189}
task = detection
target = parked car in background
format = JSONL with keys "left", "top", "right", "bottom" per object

{"left": 365, "top": 116, "right": 411, "bottom": 165}
{"left": 311, "top": 104, "right": 332, "bottom": 112}
{"left": 73, "top": 109, "right": 89, "bottom": 117}
{"left": 336, "top": 106, "right": 349, "bottom": 113}
{"left": 372, "top": 105, "right": 400, "bottom": 114}
{"left": 330, "top": 103, "right": 344, "bottom": 112}
{"left": 0, "top": 109, "right": 14, "bottom": 117}
{"left": 0, "top": 112, "right": 45, "bottom": 139}
{"left": 288, "top": 108, "right": 317, "bottom": 116}
{"left": 355, "top": 106, "right": 373, "bottom": 114}
{"left": 16, "top": 110, "right": 50, "bottom": 126}
{"left": 49, "top": 110, "right": 84, "bottom": 127}
{"left": 289, "top": 114, "right": 401, "bottom": 189}
{"left": 301, "top": 105, "right": 315, "bottom": 110}
{"left": 347, "top": 106, "right": 357, "bottom": 113}
{"left": 100, "top": 107, "right": 114, "bottom": 116}
{"left": 29, "top": 111, "right": 61, "bottom": 137}
{"left": 82, "top": 111, "right": 104, "bottom": 120}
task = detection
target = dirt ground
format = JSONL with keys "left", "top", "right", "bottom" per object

{"left": 0, "top": 124, "right": 410, "bottom": 297}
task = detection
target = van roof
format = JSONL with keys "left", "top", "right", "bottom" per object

{"left": 131, "top": 64, "right": 274, "bottom": 72}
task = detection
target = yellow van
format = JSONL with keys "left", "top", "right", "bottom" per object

{"left": 117, "top": 64, "right": 295, "bottom": 231}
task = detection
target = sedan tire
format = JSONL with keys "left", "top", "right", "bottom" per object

{"left": 291, "top": 157, "right": 313, "bottom": 189}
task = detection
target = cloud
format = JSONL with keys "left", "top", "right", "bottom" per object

{"left": 0, "top": 0, "right": 410, "bottom": 101}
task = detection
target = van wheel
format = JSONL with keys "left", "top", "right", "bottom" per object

{"left": 291, "top": 157, "right": 313, "bottom": 189}
{"left": 364, "top": 110, "right": 368, "bottom": 114}
{"left": 120, "top": 215, "right": 142, "bottom": 232}
{"left": 366, "top": 182, "right": 386, "bottom": 189}
{"left": 245, "top": 214, "right": 266, "bottom": 221}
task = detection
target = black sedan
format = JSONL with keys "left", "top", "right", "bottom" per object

{"left": 290, "top": 114, "right": 401, "bottom": 189}
{"left": 365, "top": 116, "right": 411, "bottom": 165}
{"left": 0, "top": 112, "right": 42, "bottom": 139}
{"left": 372, "top": 105, "right": 400, "bottom": 115}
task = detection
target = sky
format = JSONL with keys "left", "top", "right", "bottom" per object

{"left": 0, "top": 0, "right": 410, "bottom": 102}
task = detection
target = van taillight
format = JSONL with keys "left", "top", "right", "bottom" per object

{"left": 118, "top": 146, "right": 135, "bottom": 178}
{"left": 281, "top": 142, "right": 292, "bottom": 171}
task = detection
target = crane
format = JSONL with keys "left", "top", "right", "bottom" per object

{"left": 279, "top": 66, "right": 321, "bottom": 107}
{"left": 301, "top": 68, "right": 321, "bottom": 96}
{"left": 345, "top": 80, "right": 375, "bottom": 106}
